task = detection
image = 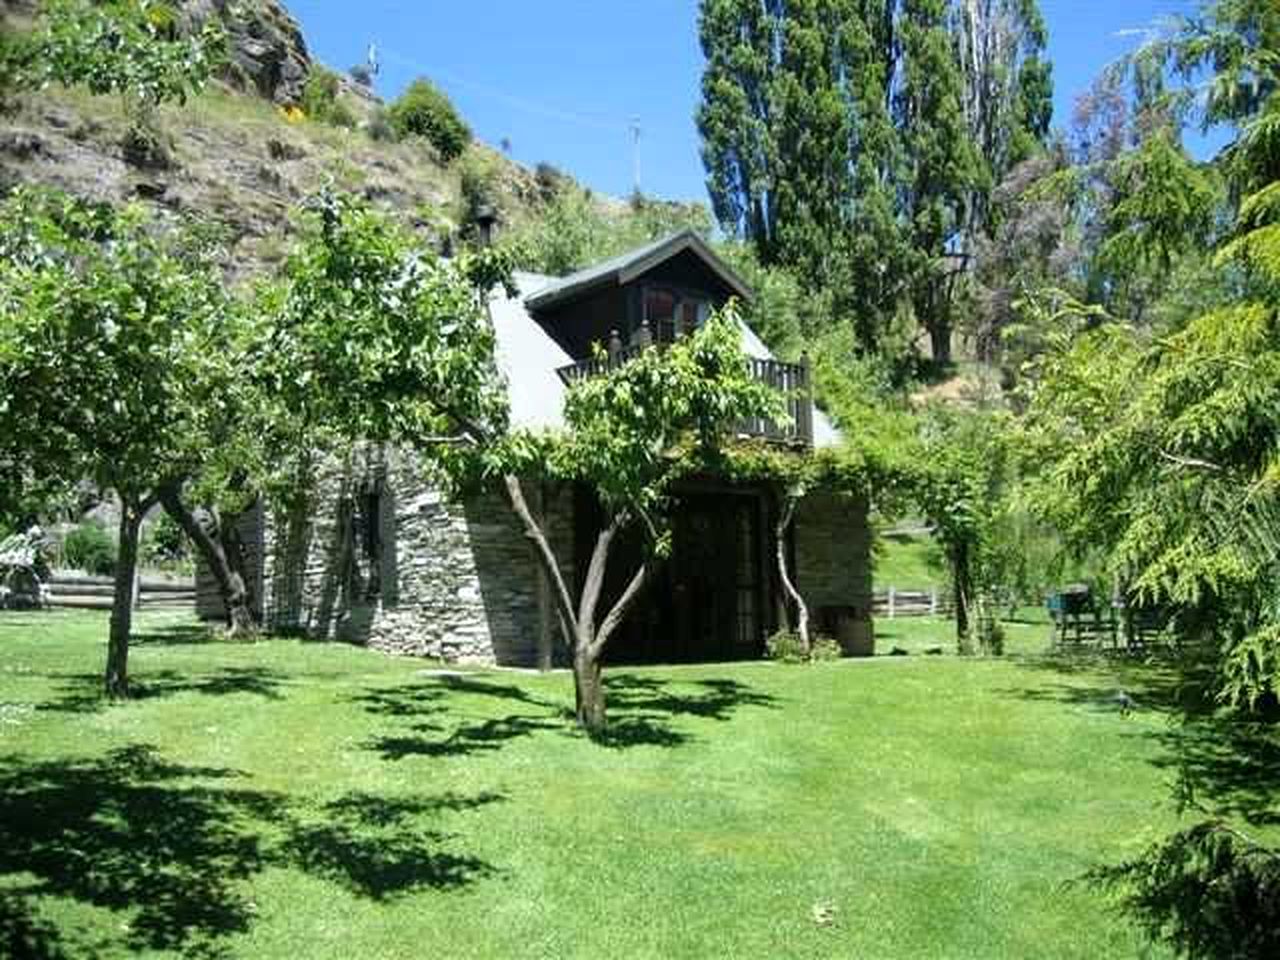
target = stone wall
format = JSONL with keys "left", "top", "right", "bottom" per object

{"left": 258, "top": 447, "right": 574, "bottom": 666}
{"left": 794, "top": 491, "right": 874, "bottom": 652}
{"left": 196, "top": 456, "right": 873, "bottom": 663}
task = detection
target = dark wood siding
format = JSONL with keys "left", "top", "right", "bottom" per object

{"left": 532, "top": 249, "right": 739, "bottom": 361}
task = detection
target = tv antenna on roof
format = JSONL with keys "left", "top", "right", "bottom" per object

{"left": 367, "top": 41, "right": 380, "bottom": 79}
{"left": 629, "top": 116, "right": 642, "bottom": 196}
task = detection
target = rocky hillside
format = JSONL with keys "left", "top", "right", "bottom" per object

{"left": 0, "top": 0, "right": 636, "bottom": 279}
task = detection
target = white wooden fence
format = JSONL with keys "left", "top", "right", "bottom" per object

{"left": 873, "top": 588, "right": 953, "bottom": 618}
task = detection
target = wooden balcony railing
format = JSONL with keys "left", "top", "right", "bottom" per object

{"left": 556, "top": 342, "right": 814, "bottom": 447}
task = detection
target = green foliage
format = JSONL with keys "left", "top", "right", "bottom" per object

{"left": 0, "top": 186, "right": 245, "bottom": 508}
{"left": 532, "top": 310, "right": 783, "bottom": 522}
{"left": 1093, "top": 130, "right": 1220, "bottom": 314}
{"left": 1021, "top": 82, "right": 1280, "bottom": 704}
{"left": 300, "top": 66, "right": 356, "bottom": 129}
{"left": 1086, "top": 821, "right": 1280, "bottom": 960}
{"left": 456, "top": 148, "right": 501, "bottom": 236}
{"left": 765, "top": 629, "right": 810, "bottom": 663}
{"left": 697, "top": 0, "right": 1051, "bottom": 359}
{"left": 912, "top": 407, "right": 1012, "bottom": 641}
{"left": 142, "top": 512, "right": 188, "bottom": 566}
{"left": 20, "top": 0, "right": 225, "bottom": 164}
{"left": 62, "top": 522, "right": 116, "bottom": 576}
{"left": 388, "top": 78, "right": 470, "bottom": 162}
{"left": 809, "top": 634, "right": 842, "bottom": 661}
{"left": 764, "top": 630, "right": 839, "bottom": 663}
{"left": 258, "top": 188, "right": 511, "bottom": 502}
{"left": 512, "top": 181, "right": 712, "bottom": 277}
{"left": 366, "top": 106, "right": 395, "bottom": 143}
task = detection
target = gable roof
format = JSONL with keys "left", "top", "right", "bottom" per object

{"left": 492, "top": 271, "right": 840, "bottom": 447}
{"left": 523, "top": 229, "right": 753, "bottom": 314}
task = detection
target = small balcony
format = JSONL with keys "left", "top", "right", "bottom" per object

{"left": 555, "top": 331, "right": 814, "bottom": 447}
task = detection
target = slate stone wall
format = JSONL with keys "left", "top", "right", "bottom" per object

{"left": 794, "top": 491, "right": 874, "bottom": 652}
{"left": 258, "top": 447, "right": 574, "bottom": 666}
{"left": 197, "top": 451, "right": 872, "bottom": 663}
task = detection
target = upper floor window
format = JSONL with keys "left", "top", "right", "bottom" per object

{"left": 641, "top": 286, "right": 710, "bottom": 344}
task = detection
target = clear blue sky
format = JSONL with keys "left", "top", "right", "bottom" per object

{"left": 289, "top": 0, "right": 1204, "bottom": 205}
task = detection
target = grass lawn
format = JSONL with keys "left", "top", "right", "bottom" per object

{"left": 876, "top": 609, "right": 1055, "bottom": 657}
{"left": 874, "top": 529, "right": 944, "bottom": 590}
{"left": 3, "top": 611, "right": 1275, "bottom": 958}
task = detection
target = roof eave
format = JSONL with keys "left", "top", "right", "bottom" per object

{"left": 524, "top": 229, "right": 754, "bottom": 313}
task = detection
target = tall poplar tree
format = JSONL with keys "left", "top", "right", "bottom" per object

{"left": 697, "top": 0, "right": 1052, "bottom": 365}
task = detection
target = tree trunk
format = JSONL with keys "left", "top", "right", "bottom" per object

{"left": 574, "top": 645, "right": 606, "bottom": 732}
{"left": 105, "top": 501, "right": 144, "bottom": 697}
{"left": 218, "top": 510, "right": 259, "bottom": 633}
{"left": 159, "top": 484, "right": 257, "bottom": 637}
{"left": 501, "top": 474, "right": 658, "bottom": 734}
{"left": 929, "top": 319, "right": 953, "bottom": 368}
{"left": 953, "top": 543, "right": 971, "bottom": 649}
{"left": 775, "top": 495, "right": 810, "bottom": 655}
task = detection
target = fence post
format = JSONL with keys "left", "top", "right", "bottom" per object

{"left": 930, "top": 588, "right": 937, "bottom": 615}
{"left": 888, "top": 586, "right": 896, "bottom": 619}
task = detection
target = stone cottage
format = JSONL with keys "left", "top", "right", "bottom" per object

{"left": 197, "top": 231, "right": 873, "bottom": 665}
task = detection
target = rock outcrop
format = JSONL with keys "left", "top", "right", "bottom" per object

{"left": 0, "top": 0, "right": 312, "bottom": 106}
{"left": 175, "top": 0, "right": 312, "bottom": 105}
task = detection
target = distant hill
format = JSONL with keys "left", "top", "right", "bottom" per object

{"left": 0, "top": 0, "right": 701, "bottom": 281}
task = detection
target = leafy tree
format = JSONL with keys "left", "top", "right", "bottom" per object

{"left": 697, "top": 0, "right": 1051, "bottom": 364}
{"left": 1026, "top": 178, "right": 1280, "bottom": 713}
{"left": 389, "top": 78, "right": 471, "bottom": 162}
{"left": 950, "top": 0, "right": 1054, "bottom": 231}
{"left": 263, "top": 190, "right": 509, "bottom": 451}
{"left": 18, "top": 0, "right": 225, "bottom": 166}
{"left": 0, "top": 187, "right": 244, "bottom": 695}
{"left": 1086, "top": 819, "right": 1280, "bottom": 960}
{"left": 898, "top": 0, "right": 986, "bottom": 366}
{"left": 493, "top": 313, "right": 783, "bottom": 731}
{"left": 913, "top": 406, "right": 1010, "bottom": 647}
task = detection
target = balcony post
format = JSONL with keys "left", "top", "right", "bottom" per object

{"left": 608, "top": 328, "right": 623, "bottom": 363}
{"left": 635, "top": 319, "right": 653, "bottom": 351}
{"left": 798, "top": 352, "right": 814, "bottom": 446}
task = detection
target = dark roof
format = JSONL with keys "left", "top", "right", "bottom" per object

{"left": 523, "top": 229, "right": 754, "bottom": 313}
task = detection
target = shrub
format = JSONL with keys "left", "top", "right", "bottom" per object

{"left": 366, "top": 106, "right": 396, "bottom": 143}
{"left": 458, "top": 149, "right": 500, "bottom": 228}
{"left": 810, "top": 635, "right": 843, "bottom": 661}
{"left": 143, "top": 513, "right": 188, "bottom": 566}
{"left": 300, "top": 66, "right": 356, "bottom": 129}
{"left": 349, "top": 63, "right": 372, "bottom": 87}
{"left": 62, "top": 522, "right": 116, "bottom": 576}
{"left": 767, "top": 630, "right": 844, "bottom": 663}
{"left": 765, "top": 630, "right": 809, "bottom": 664}
{"left": 389, "top": 78, "right": 470, "bottom": 162}
{"left": 534, "top": 162, "right": 568, "bottom": 203}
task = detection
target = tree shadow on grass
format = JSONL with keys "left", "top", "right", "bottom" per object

{"left": 37, "top": 666, "right": 289, "bottom": 714}
{"left": 0, "top": 889, "right": 84, "bottom": 960}
{"left": 0, "top": 745, "right": 502, "bottom": 957}
{"left": 355, "top": 671, "right": 780, "bottom": 758}
{"left": 1002, "top": 646, "right": 1280, "bottom": 827}
{"left": 131, "top": 622, "right": 220, "bottom": 646}
{"left": 1000, "top": 645, "right": 1219, "bottom": 718}
{"left": 282, "top": 790, "right": 502, "bottom": 899}
{"left": 355, "top": 677, "right": 568, "bottom": 760}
